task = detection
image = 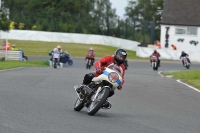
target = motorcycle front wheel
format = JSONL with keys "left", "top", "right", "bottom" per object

{"left": 74, "top": 98, "right": 84, "bottom": 111}
{"left": 87, "top": 87, "right": 110, "bottom": 116}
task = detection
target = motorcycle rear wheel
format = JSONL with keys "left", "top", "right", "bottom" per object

{"left": 87, "top": 87, "right": 110, "bottom": 116}
{"left": 74, "top": 98, "right": 84, "bottom": 111}
{"left": 68, "top": 60, "right": 73, "bottom": 65}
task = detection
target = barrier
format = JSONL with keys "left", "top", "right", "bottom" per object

{"left": 136, "top": 47, "right": 200, "bottom": 62}
{"left": 1, "top": 30, "right": 199, "bottom": 62}
{"left": 0, "top": 30, "right": 140, "bottom": 51}
{"left": 0, "top": 50, "right": 22, "bottom": 61}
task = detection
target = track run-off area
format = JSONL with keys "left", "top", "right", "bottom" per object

{"left": 0, "top": 57, "right": 200, "bottom": 133}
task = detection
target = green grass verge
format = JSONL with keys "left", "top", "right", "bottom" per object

{"left": 6, "top": 40, "right": 145, "bottom": 60}
{"left": 163, "top": 70, "right": 200, "bottom": 90}
{"left": 0, "top": 60, "right": 48, "bottom": 70}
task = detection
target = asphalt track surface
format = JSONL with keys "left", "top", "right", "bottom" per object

{"left": 0, "top": 57, "right": 200, "bottom": 133}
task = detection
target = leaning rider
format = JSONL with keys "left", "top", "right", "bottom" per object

{"left": 180, "top": 51, "right": 191, "bottom": 65}
{"left": 85, "top": 47, "right": 95, "bottom": 66}
{"left": 150, "top": 49, "right": 161, "bottom": 67}
{"left": 76, "top": 48, "right": 127, "bottom": 109}
{"left": 49, "top": 45, "right": 63, "bottom": 63}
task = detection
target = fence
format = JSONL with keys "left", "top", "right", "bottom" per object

{"left": 8, "top": 11, "right": 157, "bottom": 44}
{"left": 0, "top": 50, "right": 22, "bottom": 60}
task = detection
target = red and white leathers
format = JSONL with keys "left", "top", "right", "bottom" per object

{"left": 151, "top": 52, "right": 160, "bottom": 58}
{"left": 94, "top": 55, "right": 125, "bottom": 89}
{"left": 86, "top": 50, "right": 95, "bottom": 59}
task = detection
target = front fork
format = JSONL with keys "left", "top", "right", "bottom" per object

{"left": 92, "top": 86, "right": 111, "bottom": 102}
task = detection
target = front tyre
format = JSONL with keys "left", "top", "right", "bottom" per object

{"left": 186, "top": 64, "right": 190, "bottom": 69}
{"left": 54, "top": 60, "right": 57, "bottom": 68}
{"left": 74, "top": 98, "right": 84, "bottom": 111}
{"left": 87, "top": 87, "right": 110, "bottom": 116}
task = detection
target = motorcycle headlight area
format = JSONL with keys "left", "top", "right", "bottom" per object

{"left": 108, "top": 72, "right": 119, "bottom": 83}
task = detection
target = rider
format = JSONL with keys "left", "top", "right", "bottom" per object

{"left": 180, "top": 51, "right": 191, "bottom": 65}
{"left": 85, "top": 47, "right": 95, "bottom": 65}
{"left": 60, "top": 50, "right": 70, "bottom": 64}
{"left": 76, "top": 48, "right": 127, "bottom": 108}
{"left": 49, "top": 45, "right": 63, "bottom": 64}
{"left": 150, "top": 49, "right": 161, "bottom": 67}
{"left": 11, "top": 44, "right": 19, "bottom": 51}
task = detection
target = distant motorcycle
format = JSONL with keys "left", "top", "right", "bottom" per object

{"left": 151, "top": 55, "right": 158, "bottom": 71}
{"left": 74, "top": 63, "right": 122, "bottom": 116}
{"left": 52, "top": 52, "right": 61, "bottom": 68}
{"left": 182, "top": 56, "right": 190, "bottom": 69}
{"left": 60, "top": 53, "right": 73, "bottom": 66}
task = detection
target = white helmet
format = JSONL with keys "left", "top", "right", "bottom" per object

{"left": 90, "top": 47, "right": 93, "bottom": 50}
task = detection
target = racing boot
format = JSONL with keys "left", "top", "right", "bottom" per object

{"left": 101, "top": 99, "right": 112, "bottom": 109}
{"left": 75, "top": 85, "right": 83, "bottom": 93}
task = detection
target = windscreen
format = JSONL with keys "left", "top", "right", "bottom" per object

{"left": 107, "top": 63, "right": 123, "bottom": 76}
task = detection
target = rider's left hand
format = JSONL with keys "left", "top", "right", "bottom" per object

{"left": 117, "top": 85, "right": 122, "bottom": 90}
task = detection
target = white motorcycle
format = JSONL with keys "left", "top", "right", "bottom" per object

{"left": 52, "top": 52, "right": 61, "bottom": 68}
{"left": 151, "top": 55, "right": 159, "bottom": 71}
{"left": 182, "top": 56, "right": 190, "bottom": 69}
{"left": 74, "top": 63, "right": 122, "bottom": 116}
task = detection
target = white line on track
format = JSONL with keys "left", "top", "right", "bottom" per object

{"left": 158, "top": 71, "right": 164, "bottom": 77}
{"left": 158, "top": 71, "right": 200, "bottom": 93}
{"left": 177, "top": 80, "right": 200, "bottom": 93}
{"left": 0, "top": 67, "right": 23, "bottom": 72}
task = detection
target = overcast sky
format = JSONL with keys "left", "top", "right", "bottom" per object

{"left": 110, "top": 0, "right": 128, "bottom": 17}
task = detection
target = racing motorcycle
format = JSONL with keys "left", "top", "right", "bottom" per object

{"left": 151, "top": 55, "right": 158, "bottom": 71}
{"left": 182, "top": 56, "right": 190, "bottom": 69}
{"left": 74, "top": 63, "right": 122, "bottom": 116}
{"left": 60, "top": 53, "right": 73, "bottom": 66}
{"left": 52, "top": 52, "right": 61, "bottom": 68}
{"left": 85, "top": 58, "right": 92, "bottom": 69}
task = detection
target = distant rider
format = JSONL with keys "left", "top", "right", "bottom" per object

{"left": 60, "top": 50, "right": 70, "bottom": 64}
{"left": 150, "top": 49, "right": 161, "bottom": 67}
{"left": 85, "top": 47, "right": 95, "bottom": 65}
{"left": 180, "top": 51, "right": 191, "bottom": 65}
{"left": 11, "top": 44, "right": 19, "bottom": 51}
{"left": 76, "top": 48, "right": 127, "bottom": 109}
{"left": 49, "top": 45, "right": 63, "bottom": 65}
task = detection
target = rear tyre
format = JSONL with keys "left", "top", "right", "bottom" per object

{"left": 68, "top": 60, "right": 73, "bottom": 65}
{"left": 74, "top": 98, "right": 84, "bottom": 111}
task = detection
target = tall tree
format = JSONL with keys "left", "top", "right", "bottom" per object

{"left": 0, "top": 1, "right": 10, "bottom": 31}
{"left": 125, "top": 0, "right": 163, "bottom": 42}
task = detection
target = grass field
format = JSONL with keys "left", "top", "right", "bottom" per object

{"left": 4, "top": 40, "right": 144, "bottom": 60}
{"left": 0, "top": 60, "right": 47, "bottom": 70}
{"left": 164, "top": 70, "right": 200, "bottom": 90}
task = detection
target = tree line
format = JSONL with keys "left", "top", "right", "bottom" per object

{"left": 1, "top": 0, "right": 163, "bottom": 43}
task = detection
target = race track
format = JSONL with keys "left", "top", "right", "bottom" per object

{"left": 0, "top": 58, "right": 200, "bottom": 133}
